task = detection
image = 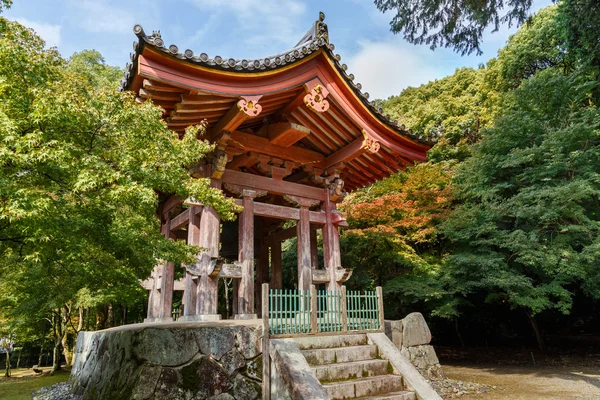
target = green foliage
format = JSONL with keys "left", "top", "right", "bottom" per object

{"left": 0, "top": 18, "right": 238, "bottom": 338}
{"left": 443, "top": 68, "right": 600, "bottom": 316}
{"left": 374, "top": 0, "right": 533, "bottom": 55}
{"left": 0, "top": 0, "right": 11, "bottom": 12}
{"left": 348, "top": 5, "right": 600, "bottom": 343}
{"left": 488, "top": 6, "right": 570, "bottom": 92}
{"left": 382, "top": 68, "right": 492, "bottom": 162}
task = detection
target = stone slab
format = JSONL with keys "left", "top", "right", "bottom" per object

{"left": 401, "top": 313, "right": 431, "bottom": 347}
{"left": 367, "top": 332, "right": 441, "bottom": 400}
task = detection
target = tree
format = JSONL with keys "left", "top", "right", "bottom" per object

{"left": 442, "top": 68, "right": 600, "bottom": 350}
{"left": 340, "top": 163, "right": 454, "bottom": 318}
{"left": 382, "top": 67, "right": 492, "bottom": 163}
{"left": 0, "top": 0, "right": 11, "bottom": 12}
{"left": 0, "top": 19, "right": 238, "bottom": 373}
{"left": 374, "top": 0, "right": 533, "bottom": 55}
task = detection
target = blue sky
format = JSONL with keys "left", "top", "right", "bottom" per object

{"left": 5, "top": 0, "right": 552, "bottom": 99}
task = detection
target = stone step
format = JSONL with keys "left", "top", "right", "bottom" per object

{"left": 303, "top": 345, "right": 378, "bottom": 365}
{"left": 322, "top": 375, "right": 405, "bottom": 399}
{"left": 359, "top": 391, "right": 416, "bottom": 400}
{"left": 293, "top": 334, "right": 368, "bottom": 350}
{"left": 312, "top": 359, "right": 389, "bottom": 382}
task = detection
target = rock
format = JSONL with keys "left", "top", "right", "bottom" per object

{"left": 405, "top": 345, "right": 444, "bottom": 379}
{"left": 70, "top": 323, "right": 263, "bottom": 400}
{"left": 236, "top": 326, "right": 262, "bottom": 359}
{"left": 221, "top": 348, "right": 246, "bottom": 375}
{"left": 208, "top": 394, "right": 235, "bottom": 400}
{"left": 32, "top": 382, "right": 82, "bottom": 400}
{"left": 185, "top": 356, "right": 231, "bottom": 398}
{"left": 402, "top": 312, "right": 432, "bottom": 347}
{"left": 232, "top": 374, "right": 260, "bottom": 400}
{"left": 384, "top": 320, "right": 403, "bottom": 349}
{"left": 134, "top": 327, "right": 199, "bottom": 366}
{"left": 245, "top": 355, "right": 263, "bottom": 380}
{"left": 130, "top": 364, "right": 162, "bottom": 400}
{"left": 196, "top": 327, "right": 236, "bottom": 360}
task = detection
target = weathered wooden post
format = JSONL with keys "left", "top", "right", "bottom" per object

{"left": 376, "top": 286, "right": 385, "bottom": 330}
{"left": 157, "top": 214, "right": 175, "bottom": 322}
{"left": 182, "top": 207, "right": 201, "bottom": 319}
{"left": 262, "top": 283, "right": 270, "bottom": 400}
{"left": 237, "top": 189, "right": 263, "bottom": 318}
{"left": 310, "top": 284, "right": 318, "bottom": 333}
{"left": 340, "top": 286, "right": 348, "bottom": 332}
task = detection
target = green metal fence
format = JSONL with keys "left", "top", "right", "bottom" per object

{"left": 346, "top": 290, "right": 380, "bottom": 330}
{"left": 268, "top": 289, "right": 311, "bottom": 334}
{"left": 266, "top": 285, "right": 383, "bottom": 335}
{"left": 317, "top": 289, "right": 342, "bottom": 332}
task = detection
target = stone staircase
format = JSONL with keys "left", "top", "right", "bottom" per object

{"left": 293, "top": 334, "right": 416, "bottom": 400}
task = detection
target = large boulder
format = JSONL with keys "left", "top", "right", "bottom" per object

{"left": 402, "top": 312, "right": 432, "bottom": 347}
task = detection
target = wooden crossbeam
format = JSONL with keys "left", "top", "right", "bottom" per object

{"left": 228, "top": 130, "right": 324, "bottom": 166}
{"left": 210, "top": 96, "right": 263, "bottom": 141}
{"left": 232, "top": 199, "right": 326, "bottom": 224}
{"left": 223, "top": 169, "right": 327, "bottom": 200}
{"left": 268, "top": 122, "right": 311, "bottom": 147}
{"left": 143, "top": 79, "right": 184, "bottom": 93}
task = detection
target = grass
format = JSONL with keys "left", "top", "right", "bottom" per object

{"left": 0, "top": 370, "right": 70, "bottom": 400}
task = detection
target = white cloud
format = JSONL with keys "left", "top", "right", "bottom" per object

{"left": 71, "top": 0, "right": 136, "bottom": 34}
{"left": 14, "top": 18, "right": 61, "bottom": 48}
{"left": 347, "top": 40, "right": 443, "bottom": 100}
{"left": 186, "top": 0, "right": 308, "bottom": 54}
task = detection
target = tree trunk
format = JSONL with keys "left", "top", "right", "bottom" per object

{"left": 107, "top": 304, "right": 114, "bottom": 327}
{"left": 61, "top": 335, "right": 71, "bottom": 367}
{"left": 4, "top": 349, "right": 10, "bottom": 377}
{"left": 51, "top": 340, "right": 61, "bottom": 375}
{"left": 525, "top": 309, "right": 545, "bottom": 351}
{"left": 16, "top": 348, "right": 22, "bottom": 369}
{"left": 95, "top": 309, "right": 104, "bottom": 330}
{"left": 38, "top": 338, "right": 44, "bottom": 367}
{"left": 77, "top": 306, "right": 84, "bottom": 332}
{"left": 454, "top": 318, "right": 465, "bottom": 348}
{"left": 84, "top": 307, "right": 90, "bottom": 331}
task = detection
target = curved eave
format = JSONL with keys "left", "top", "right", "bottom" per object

{"left": 121, "top": 26, "right": 434, "bottom": 151}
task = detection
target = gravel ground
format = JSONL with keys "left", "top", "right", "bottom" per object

{"left": 429, "top": 377, "right": 497, "bottom": 399}
{"left": 32, "top": 382, "right": 81, "bottom": 400}
{"left": 442, "top": 364, "right": 600, "bottom": 400}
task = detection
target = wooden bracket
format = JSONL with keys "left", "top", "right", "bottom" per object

{"left": 284, "top": 195, "right": 321, "bottom": 209}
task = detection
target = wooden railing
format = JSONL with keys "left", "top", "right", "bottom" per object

{"left": 262, "top": 284, "right": 384, "bottom": 336}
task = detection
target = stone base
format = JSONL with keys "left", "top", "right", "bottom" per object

{"left": 143, "top": 317, "right": 173, "bottom": 323}
{"left": 178, "top": 314, "right": 222, "bottom": 322}
{"left": 234, "top": 313, "right": 258, "bottom": 320}
{"left": 71, "top": 320, "right": 263, "bottom": 400}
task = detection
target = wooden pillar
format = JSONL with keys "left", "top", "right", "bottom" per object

{"left": 146, "top": 265, "right": 161, "bottom": 321}
{"left": 256, "top": 229, "right": 269, "bottom": 317}
{"left": 158, "top": 215, "right": 175, "bottom": 321}
{"left": 195, "top": 179, "right": 222, "bottom": 320}
{"left": 297, "top": 202, "right": 312, "bottom": 291}
{"left": 322, "top": 193, "right": 341, "bottom": 291}
{"left": 270, "top": 239, "right": 282, "bottom": 290}
{"left": 182, "top": 207, "right": 201, "bottom": 317}
{"left": 237, "top": 189, "right": 259, "bottom": 318}
{"left": 310, "top": 227, "right": 319, "bottom": 269}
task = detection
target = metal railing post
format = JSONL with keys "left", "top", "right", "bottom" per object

{"left": 310, "top": 285, "right": 318, "bottom": 333}
{"left": 376, "top": 286, "right": 384, "bottom": 330}
{"left": 262, "top": 283, "right": 270, "bottom": 400}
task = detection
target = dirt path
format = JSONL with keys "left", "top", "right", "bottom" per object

{"left": 443, "top": 364, "right": 600, "bottom": 399}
